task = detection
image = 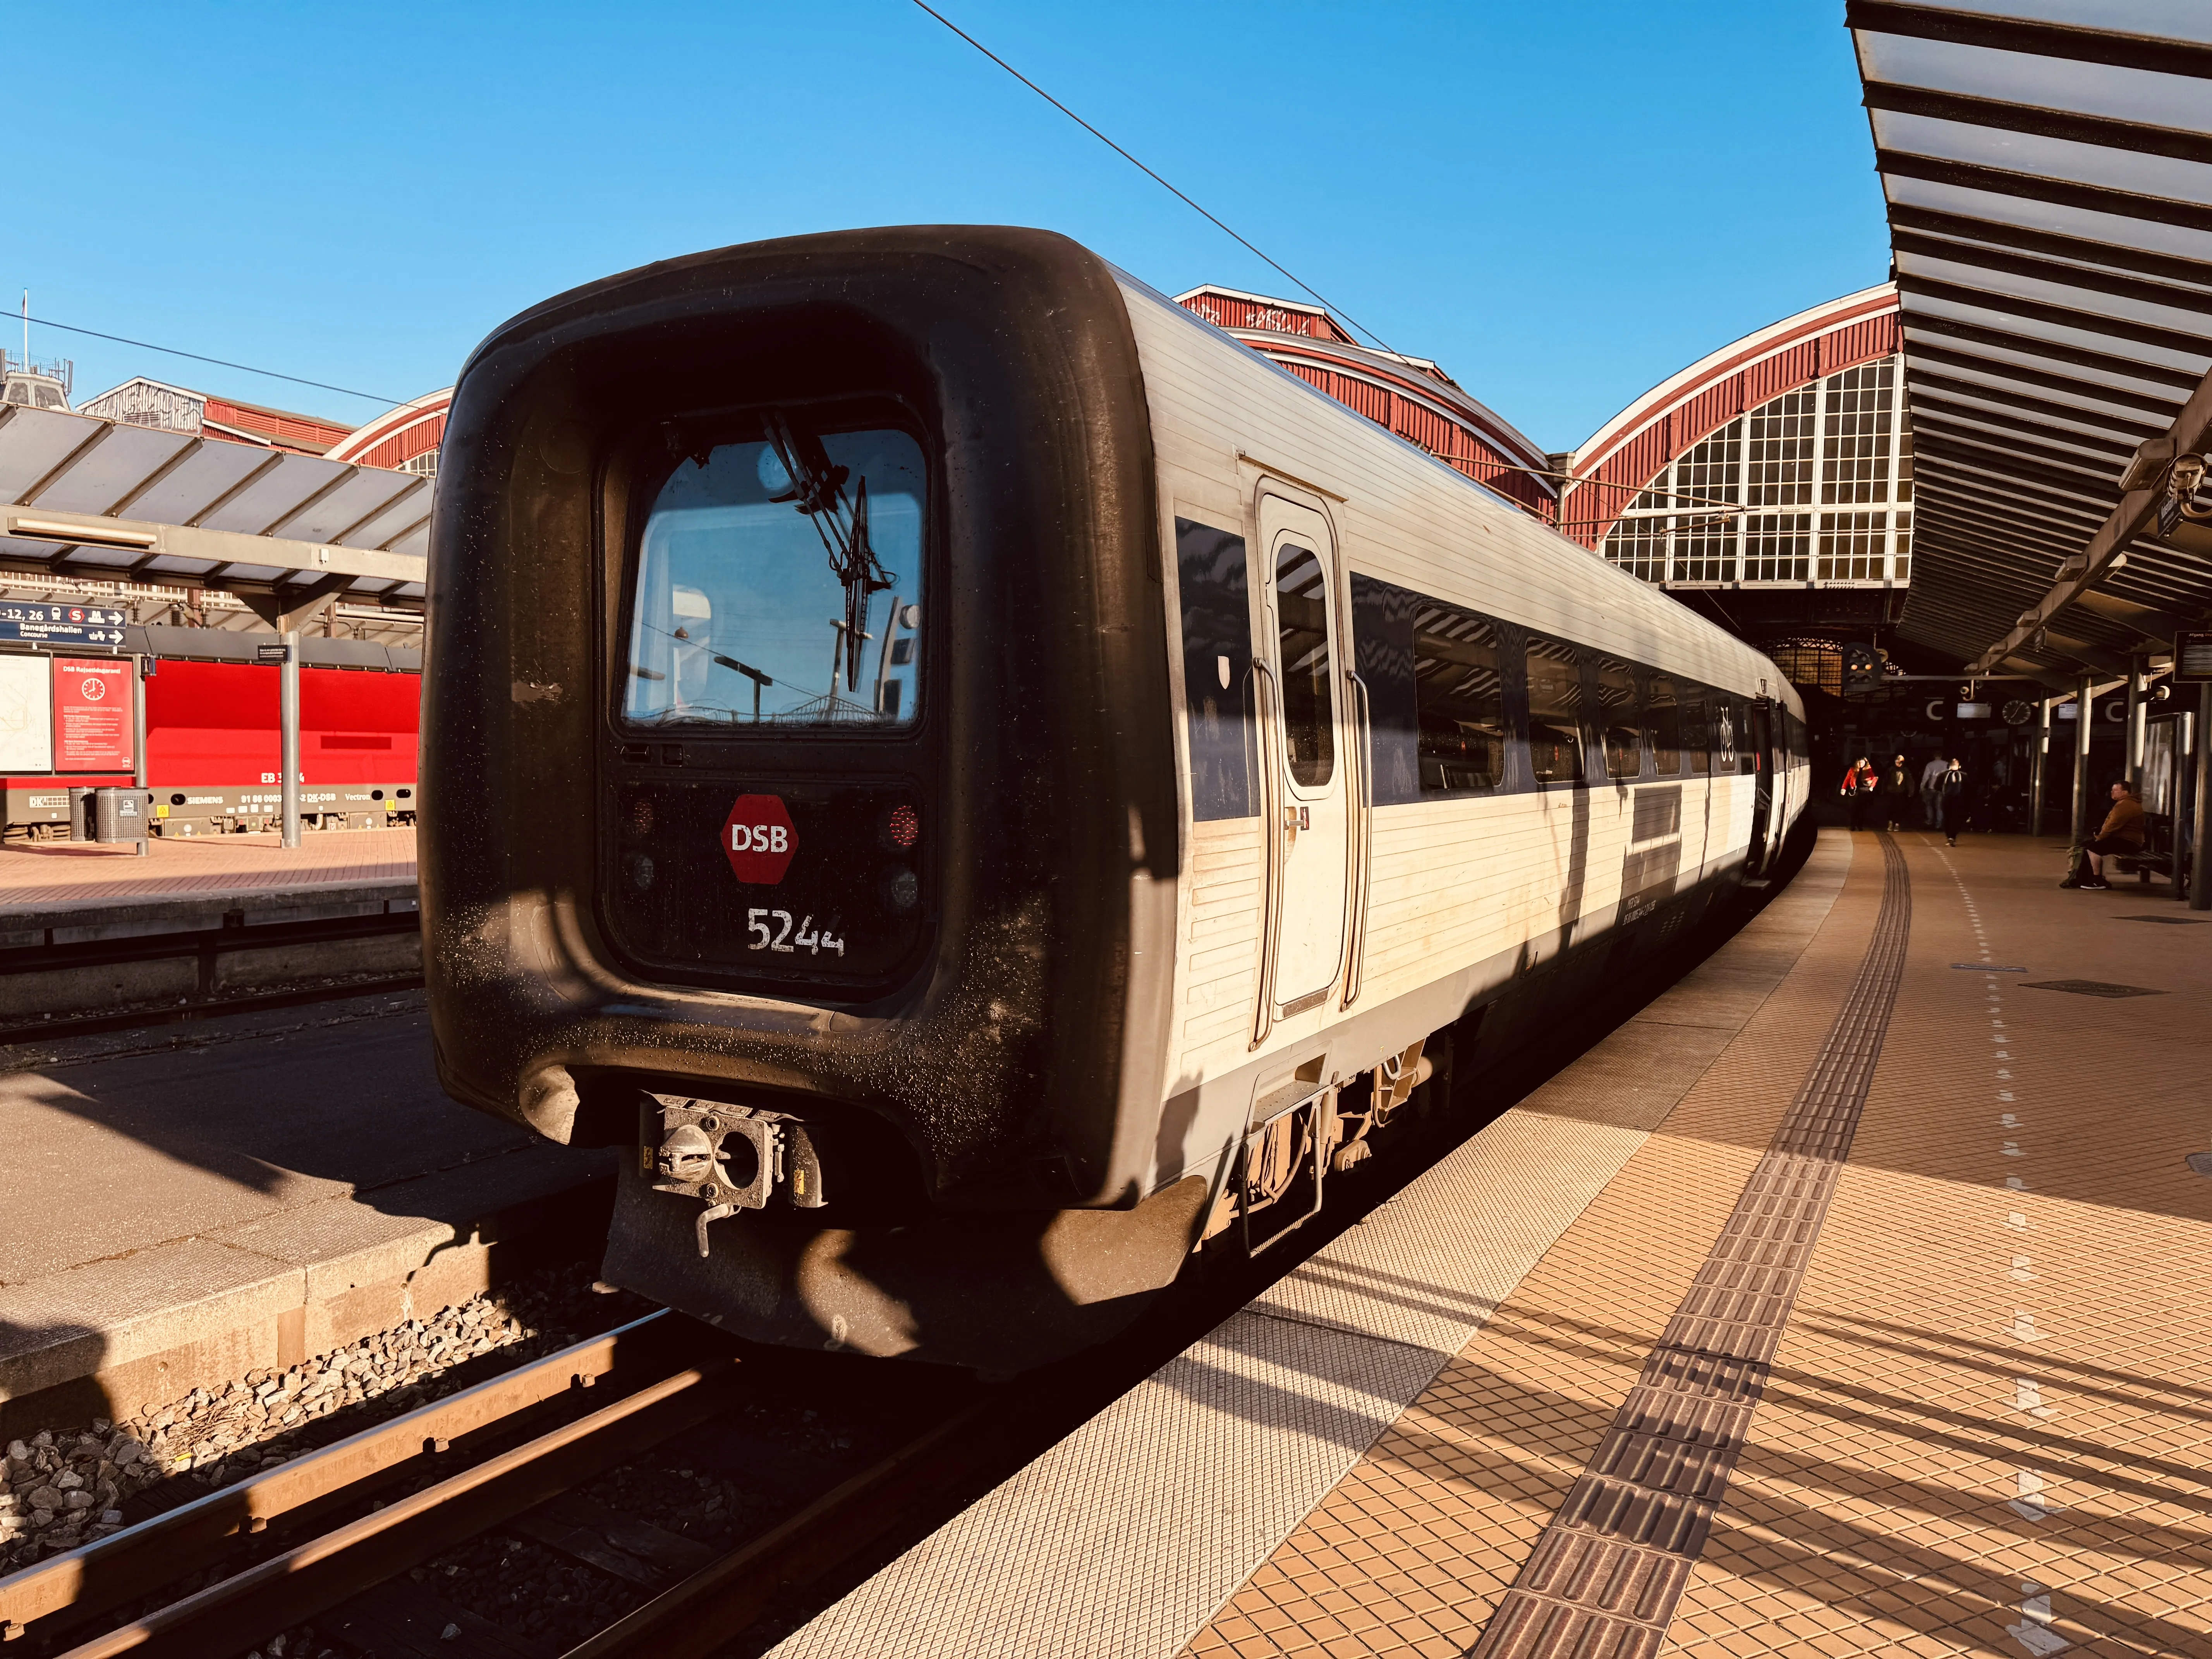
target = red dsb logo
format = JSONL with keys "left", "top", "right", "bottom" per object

{"left": 721, "top": 794, "right": 796, "bottom": 884}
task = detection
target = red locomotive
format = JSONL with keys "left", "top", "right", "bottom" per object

{"left": 2, "top": 624, "right": 419, "bottom": 838}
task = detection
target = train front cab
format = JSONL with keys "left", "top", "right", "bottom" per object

{"left": 425, "top": 228, "right": 1202, "bottom": 1374}
{"left": 425, "top": 226, "right": 1810, "bottom": 1375}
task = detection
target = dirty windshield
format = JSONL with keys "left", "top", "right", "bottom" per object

{"left": 623, "top": 422, "right": 924, "bottom": 729}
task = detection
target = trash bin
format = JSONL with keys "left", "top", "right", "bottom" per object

{"left": 88, "top": 787, "right": 153, "bottom": 844}
{"left": 67, "top": 786, "right": 96, "bottom": 841}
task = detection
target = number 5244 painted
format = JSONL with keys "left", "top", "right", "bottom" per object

{"left": 746, "top": 908, "right": 844, "bottom": 957}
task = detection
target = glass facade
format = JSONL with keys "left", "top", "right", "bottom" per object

{"left": 1602, "top": 353, "right": 1912, "bottom": 589}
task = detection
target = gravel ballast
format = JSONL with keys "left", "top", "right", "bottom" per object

{"left": 0, "top": 1263, "right": 649, "bottom": 1578}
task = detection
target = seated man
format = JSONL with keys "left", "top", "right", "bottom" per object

{"left": 2071, "top": 780, "right": 2145, "bottom": 890}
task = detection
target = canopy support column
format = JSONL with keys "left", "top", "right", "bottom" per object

{"left": 280, "top": 631, "right": 301, "bottom": 851}
{"left": 2193, "top": 685, "right": 2212, "bottom": 911}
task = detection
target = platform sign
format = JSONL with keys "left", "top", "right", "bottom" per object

{"left": 2172, "top": 630, "right": 2212, "bottom": 684}
{"left": 0, "top": 655, "right": 52, "bottom": 771}
{"left": 0, "top": 603, "right": 127, "bottom": 649}
{"left": 52, "top": 656, "right": 134, "bottom": 770}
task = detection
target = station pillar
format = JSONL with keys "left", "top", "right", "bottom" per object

{"left": 2029, "top": 699, "right": 2049, "bottom": 835}
{"left": 280, "top": 630, "right": 301, "bottom": 850}
{"left": 2125, "top": 656, "right": 2145, "bottom": 797}
{"left": 132, "top": 653, "right": 150, "bottom": 859}
{"left": 2194, "top": 684, "right": 2212, "bottom": 911}
{"left": 2066, "top": 675, "right": 2094, "bottom": 874}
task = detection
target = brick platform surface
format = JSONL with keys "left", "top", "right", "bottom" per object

{"left": 0, "top": 828, "right": 416, "bottom": 908}
{"left": 1184, "top": 831, "right": 2212, "bottom": 1659}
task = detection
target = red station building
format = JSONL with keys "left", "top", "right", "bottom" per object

{"left": 1558, "top": 284, "right": 1914, "bottom": 690}
{"left": 1173, "top": 285, "right": 1560, "bottom": 524}
{"left": 0, "top": 376, "right": 435, "bottom": 835}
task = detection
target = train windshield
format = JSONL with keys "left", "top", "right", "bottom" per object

{"left": 623, "top": 422, "right": 925, "bottom": 730}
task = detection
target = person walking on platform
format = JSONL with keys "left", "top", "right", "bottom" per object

{"left": 1841, "top": 756, "right": 1877, "bottom": 831}
{"left": 1931, "top": 756, "right": 1966, "bottom": 846}
{"left": 1879, "top": 753, "right": 1916, "bottom": 832}
{"left": 1919, "top": 754, "right": 1948, "bottom": 828}
{"left": 2068, "top": 779, "right": 2145, "bottom": 890}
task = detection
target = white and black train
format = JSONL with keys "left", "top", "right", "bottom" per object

{"left": 423, "top": 227, "right": 1809, "bottom": 1372}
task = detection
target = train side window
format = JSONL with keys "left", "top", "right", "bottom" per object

{"left": 1413, "top": 605, "right": 1503, "bottom": 792}
{"left": 1595, "top": 656, "right": 1642, "bottom": 779}
{"left": 1682, "top": 688, "right": 1711, "bottom": 775}
{"left": 1647, "top": 674, "right": 1683, "bottom": 775}
{"left": 1176, "top": 518, "right": 1257, "bottom": 820}
{"left": 1274, "top": 544, "right": 1334, "bottom": 788}
{"left": 1525, "top": 639, "right": 1584, "bottom": 784}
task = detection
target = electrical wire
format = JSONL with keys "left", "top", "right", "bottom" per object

{"left": 907, "top": 2, "right": 1399, "bottom": 357}
{"left": 28, "top": 14, "right": 1399, "bottom": 414}
{"left": 7, "top": 309, "right": 408, "bottom": 407}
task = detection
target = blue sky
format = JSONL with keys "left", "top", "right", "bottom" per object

{"left": 6, "top": 2, "right": 1886, "bottom": 452}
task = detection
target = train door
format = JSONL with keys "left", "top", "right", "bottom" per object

{"left": 1746, "top": 697, "right": 1776, "bottom": 873}
{"left": 1257, "top": 493, "right": 1350, "bottom": 1020}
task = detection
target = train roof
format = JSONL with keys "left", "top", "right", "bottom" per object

{"left": 1116, "top": 267, "right": 1806, "bottom": 720}
{"left": 124, "top": 624, "right": 420, "bottom": 671}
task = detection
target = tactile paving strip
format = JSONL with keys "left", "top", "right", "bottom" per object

{"left": 1471, "top": 836, "right": 1912, "bottom": 1658}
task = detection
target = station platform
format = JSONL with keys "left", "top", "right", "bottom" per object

{"left": 779, "top": 829, "right": 2212, "bottom": 1659}
{"left": 0, "top": 827, "right": 417, "bottom": 910}
{"left": 0, "top": 990, "right": 612, "bottom": 1438}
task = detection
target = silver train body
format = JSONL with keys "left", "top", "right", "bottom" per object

{"left": 423, "top": 228, "right": 1808, "bottom": 1372}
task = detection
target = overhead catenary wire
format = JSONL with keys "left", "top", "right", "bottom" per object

{"left": 907, "top": 2, "right": 1400, "bottom": 358}
{"left": 4, "top": 308, "right": 409, "bottom": 409}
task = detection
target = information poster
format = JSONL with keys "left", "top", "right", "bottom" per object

{"left": 52, "top": 656, "right": 134, "bottom": 770}
{"left": 0, "top": 656, "right": 53, "bottom": 771}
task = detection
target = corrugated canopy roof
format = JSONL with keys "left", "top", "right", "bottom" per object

{"left": 0, "top": 404, "right": 428, "bottom": 606}
{"left": 1849, "top": 0, "right": 2212, "bottom": 682}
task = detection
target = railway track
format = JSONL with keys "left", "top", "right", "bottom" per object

{"left": 0, "top": 1310, "right": 991, "bottom": 1658}
{"left": 0, "top": 906, "right": 422, "bottom": 1046}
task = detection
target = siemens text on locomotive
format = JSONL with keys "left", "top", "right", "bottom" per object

{"left": 423, "top": 227, "right": 1808, "bottom": 1372}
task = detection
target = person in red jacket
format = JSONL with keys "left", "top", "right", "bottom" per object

{"left": 1840, "top": 757, "right": 1877, "bottom": 832}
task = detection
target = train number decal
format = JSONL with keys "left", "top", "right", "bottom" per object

{"left": 746, "top": 908, "right": 845, "bottom": 957}
{"left": 721, "top": 793, "right": 797, "bottom": 883}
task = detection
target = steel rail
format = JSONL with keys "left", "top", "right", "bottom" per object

{"left": 57, "top": 1348, "right": 740, "bottom": 1657}
{"left": 562, "top": 1401, "right": 997, "bottom": 1659}
{"left": 0, "top": 1310, "right": 696, "bottom": 1647}
{"left": 7, "top": 1280, "right": 997, "bottom": 1659}
{"left": 0, "top": 973, "right": 427, "bottom": 1047}
{"left": 0, "top": 905, "right": 424, "bottom": 1045}
{"left": 0, "top": 906, "right": 417, "bottom": 981}
{"left": 17, "top": 1318, "right": 994, "bottom": 1659}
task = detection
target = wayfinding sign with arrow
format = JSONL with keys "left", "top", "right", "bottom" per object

{"left": 0, "top": 603, "right": 127, "bottom": 649}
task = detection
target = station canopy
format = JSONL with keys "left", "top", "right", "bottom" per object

{"left": 0, "top": 403, "right": 428, "bottom": 609}
{"left": 1850, "top": 0, "right": 2212, "bottom": 684}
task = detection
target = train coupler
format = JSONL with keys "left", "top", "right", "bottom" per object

{"left": 640, "top": 1092, "right": 826, "bottom": 1257}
